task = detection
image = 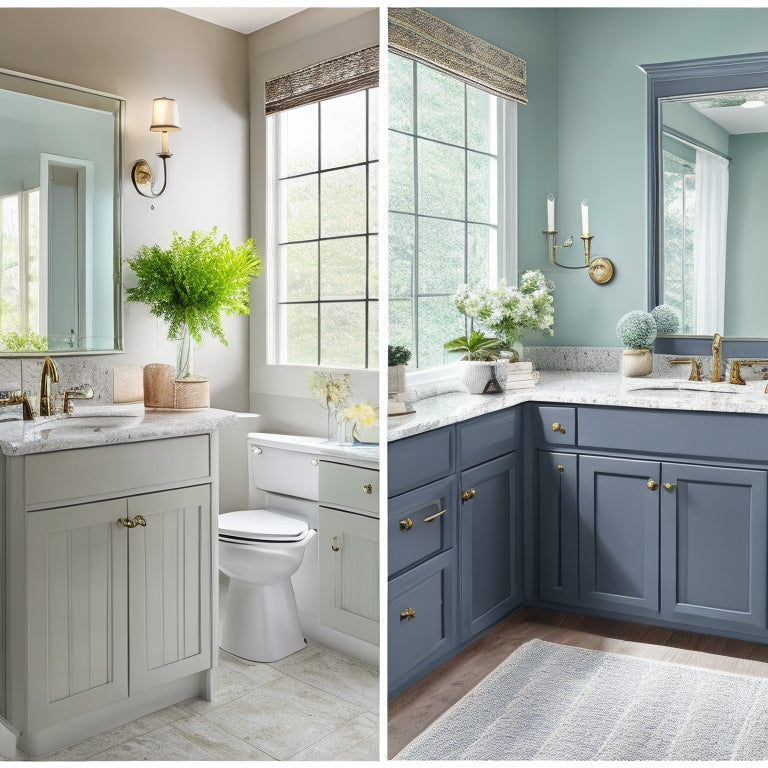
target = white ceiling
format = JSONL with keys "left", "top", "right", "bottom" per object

{"left": 173, "top": 6, "right": 305, "bottom": 34}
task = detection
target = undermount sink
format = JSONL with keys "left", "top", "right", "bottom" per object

{"left": 27, "top": 412, "right": 143, "bottom": 437}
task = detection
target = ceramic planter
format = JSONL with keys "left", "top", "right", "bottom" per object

{"left": 460, "top": 360, "right": 508, "bottom": 393}
{"left": 621, "top": 348, "right": 653, "bottom": 377}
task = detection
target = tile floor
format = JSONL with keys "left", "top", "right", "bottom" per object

{"left": 10, "top": 643, "right": 379, "bottom": 761}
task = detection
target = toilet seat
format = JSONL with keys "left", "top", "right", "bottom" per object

{"left": 218, "top": 509, "right": 309, "bottom": 543}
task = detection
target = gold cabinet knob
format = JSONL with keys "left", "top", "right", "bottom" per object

{"left": 664, "top": 482, "right": 675, "bottom": 491}
{"left": 362, "top": 482, "right": 373, "bottom": 495}
{"left": 557, "top": 464, "right": 564, "bottom": 472}
{"left": 331, "top": 536, "right": 340, "bottom": 552}
{"left": 552, "top": 422, "right": 566, "bottom": 434}
{"left": 647, "top": 479, "right": 659, "bottom": 491}
{"left": 400, "top": 607, "right": 416, "bottom": 621}
{"left": 399, "top": 517, "right": 413, "bottom": 531}
{"left": 461, "top": 488, "right": 476, "bottom": 502}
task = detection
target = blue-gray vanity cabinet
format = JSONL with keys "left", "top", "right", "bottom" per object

{"left": 459, "top": 451, "right": 520, "bottom": 641}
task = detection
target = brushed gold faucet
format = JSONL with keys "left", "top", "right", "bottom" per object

{"left": 670, "top": 358, "right": 702, "bottom": 381}
{"left": 0, "top": 391, "right": 34, "bottom": 420}
{"left": 711, "top": 333, "right": 723, "bottom": 383}
{"left": 729, "top": 359, "right": 768, "bottom": 385}
{"left": 38, "top": 356, "right": 59, "bottom": 417}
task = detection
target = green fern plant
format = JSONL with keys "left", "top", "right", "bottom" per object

{"left": 126, "top": 228, "right": 261, "bottom": 346}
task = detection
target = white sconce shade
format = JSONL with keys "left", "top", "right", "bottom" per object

{"left": 149, "top": 97, "right": 180, "bottom": 132}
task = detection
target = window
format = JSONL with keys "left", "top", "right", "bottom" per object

{"left": 268, "top": 86, "right": 378, "bottom": 369}
{"left": 388, "top": 53, "right": 516, "bottom": 369}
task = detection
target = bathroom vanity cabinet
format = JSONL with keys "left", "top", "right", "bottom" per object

{"left": 388, "top": 408, "right": 522, "bottom": 696}
{"left": 3, "top": 432, "right": 220, "bottom": 757}
{"left": 318, "top": 459, "right": 379, "bottom": 646}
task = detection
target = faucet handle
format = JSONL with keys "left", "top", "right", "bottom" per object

{"left": 63, "top": 383, "right": 94, "bottom": 413}
{"left": 670, "top": 358, "right": 702, "bottom": 381}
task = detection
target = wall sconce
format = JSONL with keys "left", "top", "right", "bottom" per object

{"left": 543, "top": 194, "right": 615, "bottom": 285}
{"left": 131, "top": 97, "right": 180, "bottom": 198}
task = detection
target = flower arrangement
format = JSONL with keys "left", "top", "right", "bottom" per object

{"left": 452, "top": 270, "right": 555, "bottom": 354}
{"left": 308, "top": 370, "right": 353, "bottom": 441}
{"left": 342, "top": 402, "right": 379, "bottom": 443}
{"left": 616, "top": 310, "right": 657, "bottom": 350}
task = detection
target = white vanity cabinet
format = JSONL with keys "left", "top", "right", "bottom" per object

{"left": 5, "top": 433, "right": 218, "bottom": 757}
{"left": 318, "top": 459, "right": 379, "bottom": 646}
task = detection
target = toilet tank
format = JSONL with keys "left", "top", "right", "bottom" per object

{"left": 247, "top": 433, "right": 324, "bottom": 501}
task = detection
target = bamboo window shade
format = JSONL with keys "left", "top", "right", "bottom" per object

{"left": 265, "top": 45, "right": 379, "bottom": 115}
{"left": 388, "top": 8, "right": 527, "bottom": 105}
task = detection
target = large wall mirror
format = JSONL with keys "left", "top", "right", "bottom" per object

{"left": 0, "top": 68, "right": 123, "bottom": 355}
{"left": 643, "top": 52, "right": 768, "bottom": 355}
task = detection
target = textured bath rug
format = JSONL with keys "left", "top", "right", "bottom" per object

{"left": 395, "top": 639, "right": 768, "bottom": 760}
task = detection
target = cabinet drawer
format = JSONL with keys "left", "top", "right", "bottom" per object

{"left": 389, "top": 426, "right": 455, "bottom": 496}
{"left": 458, "top": 408, "right": 518, "bottom": 469}
{"left": 25, "top": 435, "right": 211, "bottom": 507}
{"left": 535, "top": 406, "right": 576, "bottom": 446}
{"left": 388, "top": 475, "right": 457, "bottom": 577}
{"left": 388, "top": 550, "right": 457, "bottom": 695}
{"left": 319, "top": 461, "right": 378, "bottom": 518}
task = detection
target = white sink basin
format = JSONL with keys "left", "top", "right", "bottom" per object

{"left": 28, "top": 413, "right": 143, "bottom": 437}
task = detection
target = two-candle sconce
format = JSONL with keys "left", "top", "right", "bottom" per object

{"left": 543, "top": 194, "right": 614, "bottom": 285}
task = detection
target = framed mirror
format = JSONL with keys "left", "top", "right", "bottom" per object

{"left": 0, "top": 68, "right": 123, "bottom": 355}
{"left": 643, "top": 52, "right": 768, "bottom": 355}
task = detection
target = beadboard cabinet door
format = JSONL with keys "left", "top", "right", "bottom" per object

{"left": 127, "top": 485, "right": 212, "bottom": 694}
{"left": 26, "top": 498, "right": 129, "bottom": 733}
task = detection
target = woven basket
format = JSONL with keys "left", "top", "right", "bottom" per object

{"left": 173, "top": 377, "right": 210, "bottom": 409}
{"left": 143, "top": 364, "right": 175, "bottom": 408}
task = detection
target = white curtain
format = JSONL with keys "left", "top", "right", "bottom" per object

{"left": 694, "top": 149, "right": 729, "bottom": 335}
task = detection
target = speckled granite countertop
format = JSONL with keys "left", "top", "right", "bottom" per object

{"left": 0, "top": 405, "right": 238, "bottom": 456}
{"left": 388, "top": 370, "right": 768, "bottom": 441}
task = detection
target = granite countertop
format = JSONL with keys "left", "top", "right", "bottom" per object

{"left": 0, "top": 404, "right": 238, "bottom": 456}
{"left": 388, "top": 370, "right": 768, "bottom": 441}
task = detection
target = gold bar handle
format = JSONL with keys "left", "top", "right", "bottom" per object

{"left": 461, "top": 488, "right": 476, "bottom": 502}
{"left": 552, "top": 422, "right": 566, "bottom": 434}
{"left": 400, "top": 607, "right": 416, "bottom": 621}
{"left": 423, "top": 509, "right": 446, "bottom": 523}
{"left": 399, "top": 517, "right": 413, "bottom": 531}
{"left": 118, "top": 515, "right": 147, "bottom": 529}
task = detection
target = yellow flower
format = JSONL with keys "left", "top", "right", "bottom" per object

{"left": 342, "top": 402, "right": 378, "bottom": 427}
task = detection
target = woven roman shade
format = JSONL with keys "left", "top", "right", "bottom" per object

{"left": 388, "top": 8, "right": 527, "bottom": 105}
{"left": 265, "top": 45, "right": 379, "bottom": 115}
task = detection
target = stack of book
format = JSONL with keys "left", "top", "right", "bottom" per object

{"left": 505, "top": 360, "right": 538, "bottom": 389}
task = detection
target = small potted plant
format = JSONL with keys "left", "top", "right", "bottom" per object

{"left": 387, "top": 344, "right": 411, "bottom": 400}
{"left": 444, "top": 329, "right": 507, "bottom": 393}
{"left": 616, "top": 310, "right": 657, "bottom": 377}
{"left": 127, "top": 228, "right": 261, "bottom": 381}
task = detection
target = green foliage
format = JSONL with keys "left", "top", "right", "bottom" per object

{"left": 616, "top": 310, "right": 657, "bottom": 350}
{"left": 651, "top": 304, "right": 680, "bottom": 335}
{"left": 0, "top": 329, "right": 47, "bottom": 351}
{"left": 444, "top": 330, "right": 503, "bottom": 361}
{"left": 388, "top": 344, "right": 412, "bottom": 367}
{"left": 126, "top": 228, "right": 261, "bottom": 345}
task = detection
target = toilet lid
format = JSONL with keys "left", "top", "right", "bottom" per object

{"left": 218, "top": 509, "right": 309, "bottom": 542}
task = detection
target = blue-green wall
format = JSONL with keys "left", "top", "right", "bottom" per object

{"left": 430, "top": 7, "right": 768, "bottom": 346}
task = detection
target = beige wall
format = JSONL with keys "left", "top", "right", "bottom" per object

{"left": 248, "top": 8, "right": 380, "bottom": 435}
{"left": 0, "top": 8, "right": 252, "bottom": 411}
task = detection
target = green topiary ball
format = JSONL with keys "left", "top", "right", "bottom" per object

{"left": 651, "top": 304, "right": 680, "bottom": 335}
{"left": 616, "top": 310, "right": 657, "bottom": 349}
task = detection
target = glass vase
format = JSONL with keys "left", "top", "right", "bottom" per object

{"left": 175, "top": 324, "right": 193, "bottom": 380}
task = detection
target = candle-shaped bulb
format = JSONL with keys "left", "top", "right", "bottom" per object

{"left": 547, "top": 193, "right": 555, "bottom": 231}
{"left": 581, "top": 198, "right": 589, "bottom": 235}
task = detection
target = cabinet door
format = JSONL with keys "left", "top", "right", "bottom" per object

{"left": 579, "top": 455, "right": 660, "bottom": 615}
{"left": 128, "top": 485, "right": 212, "bottom": 694}
{"left": 538, "top": 451, "right": 578, "bottom": 605}
{"left": 26, "top": 499, "right": 129, "bottom": 732}
{"left": 661, "top": 463, "right": 768, "bottom": 631}
{"left": 319, "top": 506, "right": 379, "bottom": 645}
{"left": 459, "top": 452, "right": 520, "bottom": 642}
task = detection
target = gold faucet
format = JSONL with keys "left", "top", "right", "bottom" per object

{"left": 711, "top": 333, "right": 723, "bottom": 383}
{"left": 38, "top": 356, "right": 59, "bottom": 417}
{"left": 670, "top": 358, "right": 702, "bottom": 381}
{"left": 0, "top": 391, "right": 34, "bottom": 420}
{"left": 729, "top": 359, "right": 768, "bottom": 385}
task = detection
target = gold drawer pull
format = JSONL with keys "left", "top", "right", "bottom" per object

{"left": 118, "top": 515, "right": 147, "bottom": 529}
{"left": 647, "top": 479, "right": 659, "bottom": 491}
{"left": 664, "top": 482, "right": 675, "bottom": 491}
{"left": 552, "top": 422, "right": 566, "bottom": 434}
{"left": 424, "top": 509, "right": 446, "bottom": 523}
{"left": 400, "top": 607, "right": 416, "bottom": 621}
{"left": 362, "top": 482, "right": 373, "bottom": 495}
{"left": 461, "top": 488, "right": 476, "bottom": 502}
{"left": 399, "top": 517, "right": 413, "bottom": 531}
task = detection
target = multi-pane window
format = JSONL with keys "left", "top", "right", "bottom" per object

{"left": 388, "top": 53, "right": 514, "bottom": 369}
{"left": 270, "top": 87, "right": 378, "bottom": 368}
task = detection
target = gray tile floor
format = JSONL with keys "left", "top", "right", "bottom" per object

{"left": 12, "top": 644, "right": 380, "bottom": 761}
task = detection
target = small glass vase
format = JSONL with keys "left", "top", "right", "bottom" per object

{"left": 175, "top": 324, "right": 193, "bottom": 380}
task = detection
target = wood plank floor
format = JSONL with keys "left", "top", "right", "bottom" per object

{"left": 387, "top": 606, "right": 768, "bottom": 758}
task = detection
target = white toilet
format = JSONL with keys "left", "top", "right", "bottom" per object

{"left": 218, "top": 434, "right": 320, "bottom": 662}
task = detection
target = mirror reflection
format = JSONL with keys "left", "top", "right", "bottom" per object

{"left": 660, "top": 89, "right": 768, "bottom": 338}
{"left": 0, "top": 69, "right": 123, "bottom": 354}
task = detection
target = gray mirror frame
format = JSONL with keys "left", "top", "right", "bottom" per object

{"left": 642, "top": 51, "right": 768, "bottom": 357}
{"left": 0, "top": 68, "right": 124, "bottom": 356}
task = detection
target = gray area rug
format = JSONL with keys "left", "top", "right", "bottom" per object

{"left": 395, "top": 638, "right": 768, "bottom": 760}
